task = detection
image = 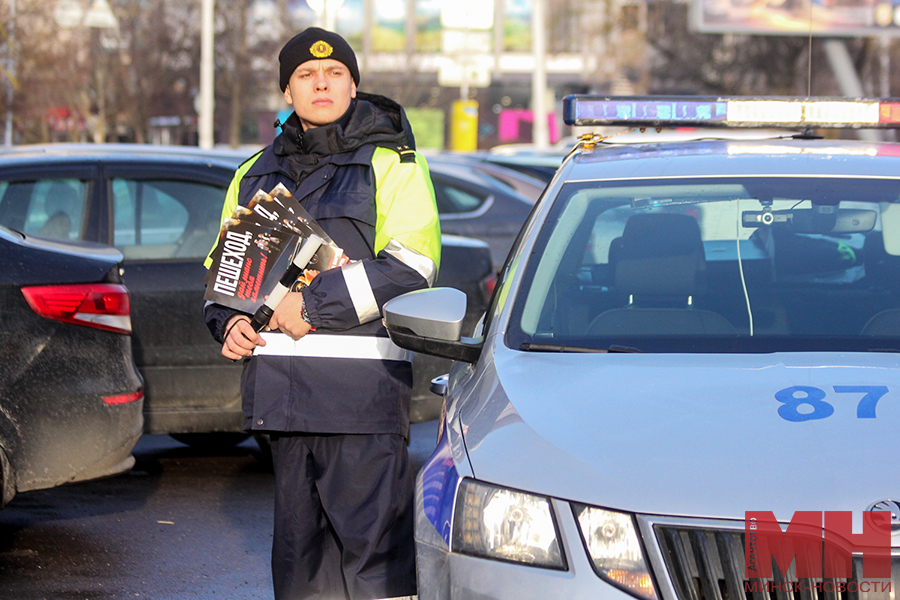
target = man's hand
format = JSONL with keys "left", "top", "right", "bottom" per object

{"left": 268, "top": 291, "right": 312, "bottom": 340}
{"left": 222, "top": 315, "right": 265, "bottom": 360}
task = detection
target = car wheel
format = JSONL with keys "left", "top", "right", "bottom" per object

{"left": 169, "top": 432, "right": 251, "bottom": 451}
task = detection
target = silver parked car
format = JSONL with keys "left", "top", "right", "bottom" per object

{"left": 385, "top": 96, "right": 900, "bottom": 600}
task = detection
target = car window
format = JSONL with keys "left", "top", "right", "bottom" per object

{"left": 471, "top": 170, "right": 520, "bottom": 194}
{"left": 112, "top": 178, "right": 225, "bottom": 260}
{"left": 508, "top": 175, "right": 900, "bottom": 353}
{"left": 432, "top": 178, "right": 489, "bottom": 215}
{"left": 469, "top": 166, "right": 544, "bottom": 202}
{"left": 0, "top": 178, "right": 89, "bottom": 241}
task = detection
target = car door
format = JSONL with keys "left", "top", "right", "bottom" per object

{"left": 99, "top": 159, "right": 243, "bottom": 435}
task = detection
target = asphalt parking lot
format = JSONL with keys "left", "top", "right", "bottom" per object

{"left": 0, "top": 420, "right": 439, "bottom": 599}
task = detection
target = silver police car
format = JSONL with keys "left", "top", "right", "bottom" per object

{"left": 385, "top": 96, "right": 900, "bottom": 600}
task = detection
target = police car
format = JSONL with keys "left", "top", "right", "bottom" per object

{"left": 384, "top": 96, "right": 900, "bottom": 600}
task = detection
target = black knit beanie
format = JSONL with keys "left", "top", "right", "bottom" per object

{"left": 278, "top": 27, "right": 360, "bottom": 92}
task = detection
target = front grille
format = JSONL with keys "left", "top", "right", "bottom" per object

{"left": 654, "top": 525, "right": 897, "bottom": 600}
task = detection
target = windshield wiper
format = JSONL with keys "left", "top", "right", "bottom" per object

{"left": 867, "top": 348, "right": 900, "bottom": 353}
{"left": 520, "top": 342, "right": 641, "bottom": 353}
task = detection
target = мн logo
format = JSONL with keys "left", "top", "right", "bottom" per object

{"left": 745, "top": 511, "right": 891, "bottom": 580}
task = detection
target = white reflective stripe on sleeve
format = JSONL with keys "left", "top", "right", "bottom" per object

{"left": 342, "top": 260, "right": 380, "bottom": 324}
{"left": 383, "top": 239, "right": 437, "bottom": 286}
{"left": 253, "top": 332, "right": 412, "bottom": 361}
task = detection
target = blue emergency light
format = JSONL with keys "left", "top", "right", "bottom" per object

{"left": 563, "top": 95, "right": 900, "bottom": 129}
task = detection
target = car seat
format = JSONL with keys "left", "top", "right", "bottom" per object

{"left": 587, "top": 212, "right": 736, "bottom": 335}
{"left": 37, "top": 211, "right": 72, "bottom": 239}
{"left": 859, "top": 231, "right": 900, "bottom": 336}
{"left": 37, "top": 182, "right": 79, "bottom": 240}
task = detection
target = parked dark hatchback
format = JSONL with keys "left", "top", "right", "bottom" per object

{"left": 0, "top": 225, "right": 143, "bottom": 506}
{"left": 426, "top": 157, "right": 537, "bottom": 272}
{"left": 426, "top": 153, "right": 547, "bottom": 202}
{"left": 0, "top": 144, "right": 494, "bottom": 444}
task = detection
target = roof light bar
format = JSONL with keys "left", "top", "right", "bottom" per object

{"left": 563, "top": 95, "right": 900, "bottom": 129}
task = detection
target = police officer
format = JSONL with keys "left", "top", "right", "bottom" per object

{"left": 204, "top": 27, "right": 441, "bottom": 600}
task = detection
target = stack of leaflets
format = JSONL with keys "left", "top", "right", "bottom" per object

{"left": 204, "top": 183, "right": 348, "bottom": 314}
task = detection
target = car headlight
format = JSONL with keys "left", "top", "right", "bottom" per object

{"left": 573, "top": 504, "right": 658, "bottom": 600}
{"left": 452, "top": 479, "right": 565, "bottom": 569}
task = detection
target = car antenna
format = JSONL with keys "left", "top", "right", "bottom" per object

{"left": 806, "top": 0, "right": 813, "bottom": 99}
{"left": 792, "top": 128, "right": 824, "bottom": 140}
{"left": 794, "top": 0, "right": 826, "bottom": 142}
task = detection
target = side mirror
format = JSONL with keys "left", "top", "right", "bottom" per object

{"left": 383, "top": 288, "right": 483, "bottom": 363}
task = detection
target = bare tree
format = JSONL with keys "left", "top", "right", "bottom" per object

{"left": 3, "top": 0, "right": 282, "bottom": 146}
{"left": 1, "top": 1, "right": 91, "bottom": 143}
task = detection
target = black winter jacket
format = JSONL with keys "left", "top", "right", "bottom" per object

{"left": 204, "top": 93, "right": 441, "bottom": 437}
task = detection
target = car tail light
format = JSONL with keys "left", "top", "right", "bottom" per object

{"left": 21, "top": 283, "right": 132, "bottom": 334}
{"left": 479, "top": 271, "right": 497, "bottom": 302}
{"left": 103, "top": 390, "right": 144, "bottom": 406}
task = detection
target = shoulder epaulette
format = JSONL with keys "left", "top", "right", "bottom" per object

{"left": 379, "top": 143, "right": 417, "bottom": 164}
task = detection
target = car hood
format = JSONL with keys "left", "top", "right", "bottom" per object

{"left": 458, "top": 350, "right": 900, "bottom": 523}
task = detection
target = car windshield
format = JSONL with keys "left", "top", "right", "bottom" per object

{"left": 507, "top": 175, "right": 900, "bottom": 353}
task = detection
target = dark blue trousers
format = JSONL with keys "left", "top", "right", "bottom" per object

{"left": 269, "top": 432, "right": 416, "bottom": 600}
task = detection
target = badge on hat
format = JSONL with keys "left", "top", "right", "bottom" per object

{"left": 310, "top": 41, "right": 334, "bottom": 58}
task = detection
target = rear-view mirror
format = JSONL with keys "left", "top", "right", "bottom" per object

{"left": 742, "top": 208, "right": 876, "bottom": 234}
